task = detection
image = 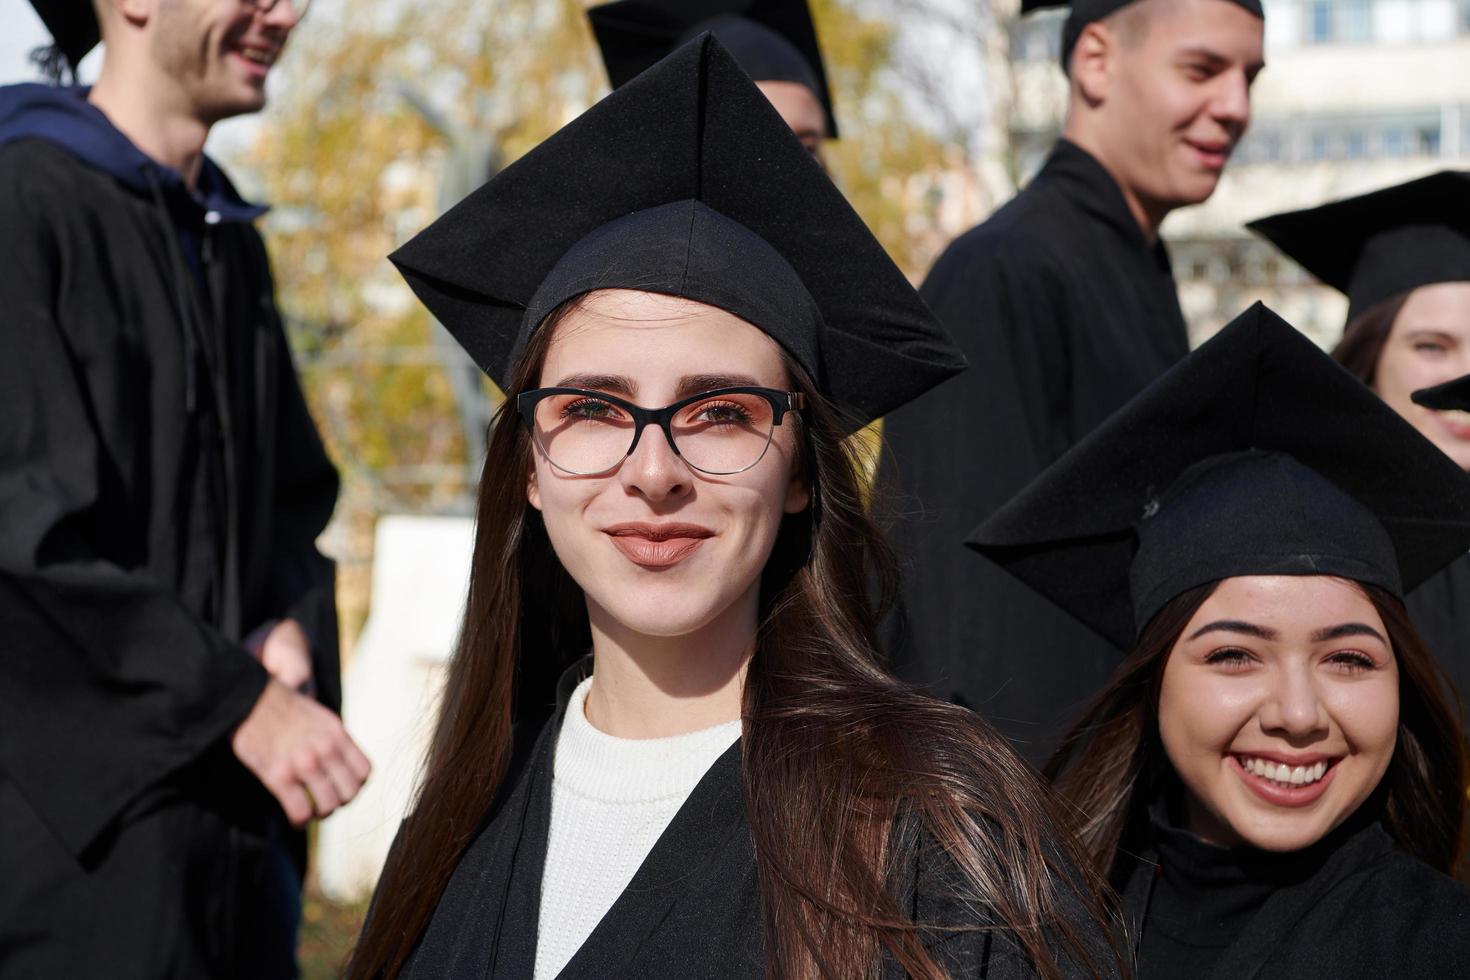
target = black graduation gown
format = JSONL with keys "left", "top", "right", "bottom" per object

{"left": 395, "top": 661, "right": 1119, "bottom": 979}
{"left": 1406, "top": 554, "right": 1470, "bottom": 721}
{"left": 1120, "top": 812, "right": 1470, "bottom": 978}
{"left": 0, "top": 136, "right": 339, "bottom": 978}
{"left": 876, "top": 140, "right": 1190, "bottom": 764}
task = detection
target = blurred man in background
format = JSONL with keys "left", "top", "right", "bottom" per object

{"left": 0, "top": 0, "right": 368, "bottom": 975}
{"left": 878, "top": 0, "right": 1265, "bottom": 764}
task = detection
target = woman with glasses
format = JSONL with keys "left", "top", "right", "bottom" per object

{"left": 972, "top": 305, "right": 1470, "bottom": 978}
{"left": 346, "top": 37, "right": 1121, "bottom": 980}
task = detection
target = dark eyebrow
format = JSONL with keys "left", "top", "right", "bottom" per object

{"left": 1178, "top": 45, "right": 1230, "bottom": 68}
{"left": 552, "top": 373, "right": 635, "bottom": 396}
{"left": 676, "top": 374, "right": 767, "bottom": 399}
{"left": 1311, "top": 623, "right": 1388, "bottom": 645}
{"left": 1187, "top": 620, "right": 1278, "bottom": 642}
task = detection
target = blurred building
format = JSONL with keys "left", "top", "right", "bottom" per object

{"left": 1007, "top": 0, "right": 1470, "bottom": 347}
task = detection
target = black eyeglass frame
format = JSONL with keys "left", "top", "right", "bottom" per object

{"left": 517, "top": 385, "right": 806, "bottom": 476}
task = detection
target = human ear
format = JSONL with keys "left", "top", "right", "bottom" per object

{"left": 1070, "top": 23, "right": 1115, "bottom": 106}
{"left": 783, "top": 462, "right": 811, "bottom": 515}
{"left": 527, "top": 464, "right": 542, "bottom": 512}
{"left": 111, "top": 0, "right": 153, "bottom": 29}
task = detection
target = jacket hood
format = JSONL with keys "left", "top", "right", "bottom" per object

{"left": 0, "top": 82, "right": 266, "bottom": 222}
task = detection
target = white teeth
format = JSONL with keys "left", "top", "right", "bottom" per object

{"left": 1239, "top": 756, "right": 1331, "bottom": 788}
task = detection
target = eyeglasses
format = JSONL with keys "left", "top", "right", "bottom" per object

{"left": 247, "top": 0, "right": 310, "bottom": 18}
{"left": 518, "top": 386, "right": 805, "bottom": 477}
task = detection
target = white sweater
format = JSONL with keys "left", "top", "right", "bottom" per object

{"left": 533, "top": 676, "right": 742, "bottom": 980}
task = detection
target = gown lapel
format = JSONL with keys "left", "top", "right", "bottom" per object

{"left": 557, "top": 740, "right": 761, "bottom": 979}
{"left": 404, "top": 658, "right": 761, "bottom": 980}
{"left": 401, "top": 717, "right": 557, "bottom": 980}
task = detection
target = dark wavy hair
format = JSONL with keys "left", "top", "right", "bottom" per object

{"left": 347, "top": 296, "right": 1123, "bottom": 979}
{"left": 1047, "top": 580, "right": 1468, "bottom": 882}
{"left": 1332, "top": 292, "right": 1412, "bottom": 386}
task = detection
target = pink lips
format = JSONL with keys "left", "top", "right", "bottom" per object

{"left": 1430, "top": 409, "right": 1470, "bottom": 443}
{"left": 1185, "top": 139, "right": 1231, "bottom": 172}
{"left": 604, "top": 522, "right": 714, "bottom": 569}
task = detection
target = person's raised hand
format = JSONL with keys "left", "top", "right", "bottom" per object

{"left": 231, "top": 678, "right": 371, "bottom": 826}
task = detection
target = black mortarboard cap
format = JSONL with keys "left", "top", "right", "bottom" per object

{"left": 1249, "top": 172, "right": 1470, "bottom": 325}
{"left": 1413, "top": 374, "right": 1470, "bottom": 415}
{"left": 1021, "top": 0, "right": 1264, "bottom": 70}
{"left": 389, "top": 35, "right": 962, "bottom": 429}
{"left": 28, "top": 0, "right": 99, "bottom": 71}
{"left": 588, "top": 0, "right": 838, "bottom": 137}
{"left": 969, "top": 303, "right": 1470, "bottom": 649}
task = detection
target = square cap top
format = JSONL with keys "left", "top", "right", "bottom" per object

{"left": 1413, "top": 375, "right": 1470, "bottom": 415}
{"left": 388, "top": 35, "right": 963, "bottom": 429}
{"left": 970, "top": 303, "right": 1470, "bottom": 648}
{"left": 1249, "top": 171, "right": 1470, "bottom": 324}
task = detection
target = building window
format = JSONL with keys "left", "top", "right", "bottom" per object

{"left": 1234, "top": 109, "right": 1448, "bottom": 166}
{"left": 1417, "top": 124, "right": 1442, "bottom": 156}
{"left": 1012, "top": 12, "right": 1064, "bottom": 63}
{"left": 1303, "top": 0, "right": 1376, "bottom": 43}
{"left": 1307, "top": 0, "right": 1334, "bottom": 42}
{"left": 1341, "top": 0, "right": 1372, "bottom": 40}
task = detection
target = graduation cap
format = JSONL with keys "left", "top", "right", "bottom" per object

{"left": 587, "top": 0, "right": 838, "bottom": 137}
{"left": 28, "top": 0, "right": 99, "bottom": 71}
{"left": 1248, "top": 171, "right": 1470, "bottom": 325}
{"left": 1413, "top": 375, "right": 1470, "bottom": 415}
{"left": 1021, "top": 0, "right": 1264, "bottom": 70}
{"left": 389, "top": 34, "right": 962, "bottom": 429}
{"left": 968, "top": 302, "right": 1470, "bottom": 649}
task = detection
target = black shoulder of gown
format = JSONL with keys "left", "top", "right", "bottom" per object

{"left": 1120, "top": 814, "right": 1470, "bottom": 979}
{"left": 393, "top": 658, "right": 1120, "bottom": 978}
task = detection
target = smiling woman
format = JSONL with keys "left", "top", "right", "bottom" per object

{"left": 972, "top": 304, "right": 1470, "bottom": 978}
{"left": 346, "top": 35, "right": 1124, "bottom": 980}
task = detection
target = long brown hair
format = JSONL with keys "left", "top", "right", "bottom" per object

{"left": 348, "top": 297, "right": 1123, "bottom": 979}
{"left": 1333, "top": 292, "right": 1412, "bottom": 385}
{"left": 1047, "top": 580, "right": 1469, "bottom": 882}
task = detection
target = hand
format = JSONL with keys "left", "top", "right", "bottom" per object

{"left": 231, "top": 678, "right": 371, "bottom": 827}
{"left": 251, "top": 618, "right": 315, "bottom": 696}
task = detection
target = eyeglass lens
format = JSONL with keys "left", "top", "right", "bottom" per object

{"left": 531, "top": 391, "right": 778, "bottom": 475}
